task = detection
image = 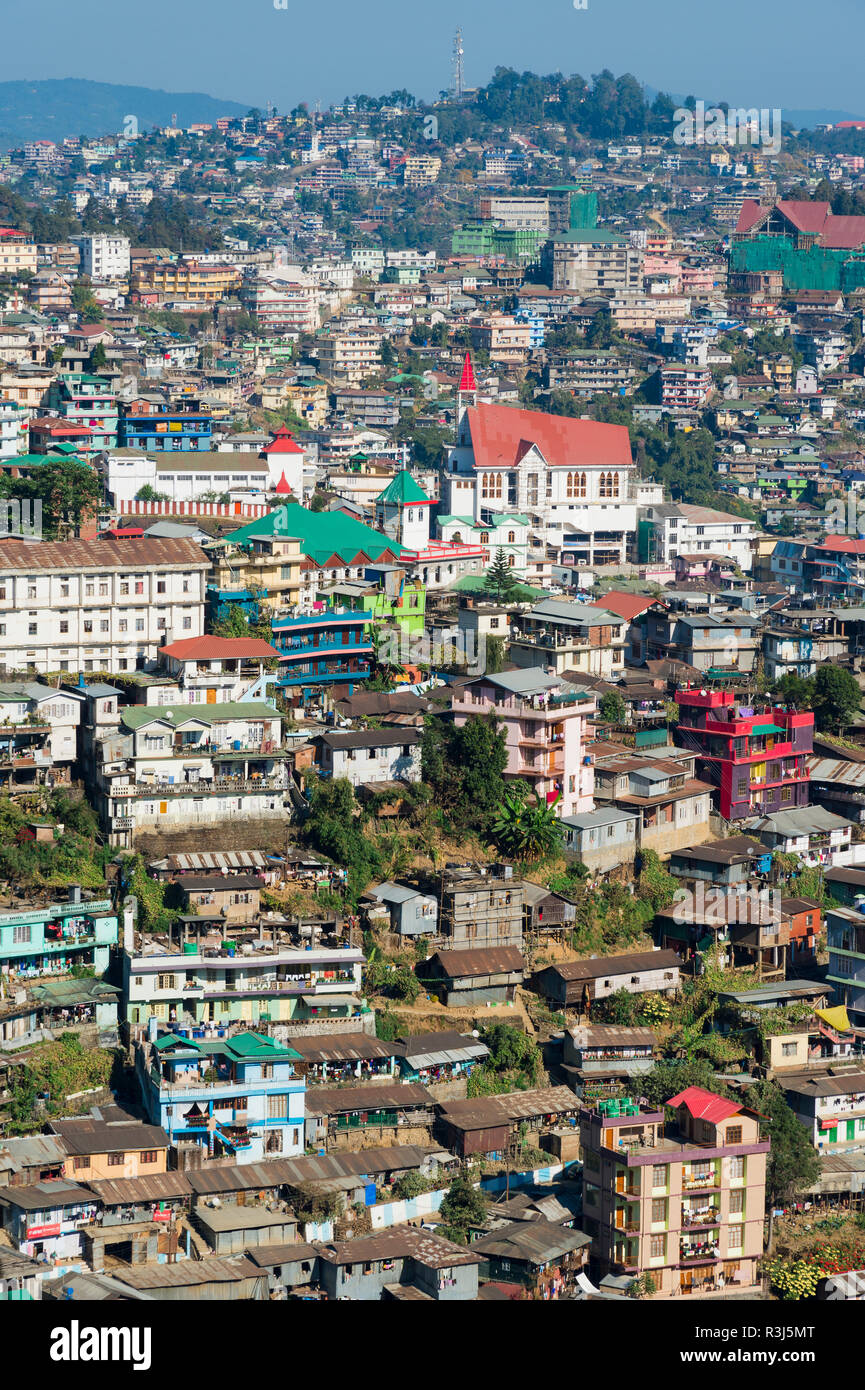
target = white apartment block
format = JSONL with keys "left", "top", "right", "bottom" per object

{"left": 551, "top": 232, "right": 643, "bottom": 295}
{"left": 241, "top": 273, "right": 320, "bottom": 333}
{"left": 641, "top": 502, "right": 756, "bottom": 571}
{"left": 0, "top": 537, "right": 209, "bottom": 676}
{"left": 0, "top": 399, "right": 24, "bottom": 458}
{"left": 75, "top": 235, "right": 131, "bottom": 280}
{"left": 96, "top": 701, "right": 288, "bottom": 847}
{"left": 351, "top": 246, "right": 386, "bottom": 279}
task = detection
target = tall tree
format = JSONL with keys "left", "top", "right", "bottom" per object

{"left": 484, "top": 548, "right": 519, "bottom": 603}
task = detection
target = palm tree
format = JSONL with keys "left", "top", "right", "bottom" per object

{"left": 490, "top": 788, "right": 563, "bottom": 862}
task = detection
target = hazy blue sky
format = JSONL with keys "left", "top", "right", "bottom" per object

{"left": 2, "top": 0, "right": 862, "bottom": 116}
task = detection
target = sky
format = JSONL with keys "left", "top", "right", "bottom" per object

{"left": 1, "top": 0, "right": 863, "bottom": 118}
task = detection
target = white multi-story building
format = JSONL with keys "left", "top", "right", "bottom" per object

{"left": 94, "top": 700, "right": 290, "bottom": 847}
{"left": 240, "top": 271, "right": 320, "bottom": 333}
{"left": 639, "top": 502, "right": 756, "bottom": 571}
{"left": 351, "top": 246, "right": 386, "bottom": 280}
{"left": 0, "top": 398, "right": 24, "bottom": 459}
{"left": 0, "top": 537, "right": 208, "bottom": 675}
{"left": 100, "top": 449, "right": 290, "bottom": 508}
{"left": 440, "top": 359, "right": 644, "bottom": 566}
{"left": 74, "top": 235, "right": 131, "bottom": 280}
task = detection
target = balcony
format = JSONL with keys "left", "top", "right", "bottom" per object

{"left": 681, "top": 1210, "right": 720, "bottom": 1229}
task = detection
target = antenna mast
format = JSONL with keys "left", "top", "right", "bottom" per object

{"left": 452, "top": 28, "right": 464, "bottom": 101}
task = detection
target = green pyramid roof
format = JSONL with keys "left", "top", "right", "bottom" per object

{"left": 376, "top": 470, "right": 432, "bottom": 507}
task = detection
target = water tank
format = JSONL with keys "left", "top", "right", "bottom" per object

{"left": 183, "top": 942, "right": 197, "bottom": 955}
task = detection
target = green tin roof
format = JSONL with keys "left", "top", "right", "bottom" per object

{"left": 121, "top": 700, "right": 278, "bottom": 732}
{"left": 227, "top": 503, "right": 404, "bottom": 566}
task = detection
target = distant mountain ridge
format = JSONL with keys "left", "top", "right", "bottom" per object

{"left": 0, "top": 78, "right": 252, "bottom": 149}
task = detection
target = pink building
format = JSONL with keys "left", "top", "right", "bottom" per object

{"left": 452, "top": 669, "right": 596, "bottom": 816}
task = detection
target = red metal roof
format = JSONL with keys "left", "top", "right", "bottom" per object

{"left": 665, "top": 1086, "right": 742, "bottom": 1123}
{"left": 598, "top": 590, "right": 660, "bottom": 621}
{"left": 735, "top": 199, "right": 768, "bottom": 236}
{"left": 466, "top": 402, "right": 632, "bottom": 472}
{"left": 158, "top": 637, "right": 282, "bottom": 660}
{"left": 775, "top": 199, "right": 831, "bottom": 235}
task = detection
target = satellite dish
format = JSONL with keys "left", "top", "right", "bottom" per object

{"left": 471, "top": 1030, "right": 480, "bottom": 1038}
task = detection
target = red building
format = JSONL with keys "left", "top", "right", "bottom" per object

{"left": 675, "top": 687, "right": 813, "bottom": 821}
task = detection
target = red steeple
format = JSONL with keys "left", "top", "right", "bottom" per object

{"left": 274, "top": 470, "right": 293, "bottom": 495}
{"left": 458, "top": 350, "right": 477, "bottom": 393}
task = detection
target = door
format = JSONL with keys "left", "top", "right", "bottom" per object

{"left": 847, "top": 1121, "right": 856, "bottom": 1142}
{"left": 680, "top": 1269, "right": 694, "bottom": 1295}
{"left": 206, "top": 688, "right": 217, "bottom": 704}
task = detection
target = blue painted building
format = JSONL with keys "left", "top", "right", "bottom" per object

{"left": 271, "top": 609, "right": 373, "bottom": 699}
{"left": 0, "top": 893, "right": 118, "bottom": 981}
{"left": 206, "top": 584, "right": 266, "bottom": 627}
{"left": 136, "top": 1030, "right": 305, "bottom": 1164}
{"left": 120, "top": 400, "right": 213, "bottom": 452}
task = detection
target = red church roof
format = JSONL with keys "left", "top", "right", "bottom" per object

{"left": 458, "top": 350, "right": 477, "bottom": 393}
{"left": 465, "top": 402, "right": 632, "bottom": 472}
{"left": 274, "top": 471, "right": 293, "bottom": 495}
{"left": 665, "top": 1087, "right": 742, "bottom": 1124}
{"left": 266, "top": 426, "right": 303, "bottom": 454}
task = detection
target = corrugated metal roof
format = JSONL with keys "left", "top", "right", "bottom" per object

{"left": 807, "top": 756, "right": 865, "bottom": 789}
{"left": 117, "top": 1256, "right": 263, "bottom": 1289}
{"left": 437, "top": 1087, "right": 579, "bottom": 1131}
{"left": 288, "top": 1033, "right": 395, "bottom": 1064}
{"left": 431, "top": 946, "right": 525, "bottom": 978}
{"left": 161, "top": 852, "right": 272, "bottom": 872}
{"left": 304, "top": 1083, "right": 433, "bottom": 1117}
{"left": 471, "top": 1218, "right": 591, "bottom": 1263}
{"left": 86, "top": 1172, "right": 193, "bottom": 1205}
{"left": 0, "top": 1134, "right": 67, "bottom": 1176}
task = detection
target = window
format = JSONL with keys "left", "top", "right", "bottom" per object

{"left": 729, "top": 1189, "right": 744, "bottom": 1214}
{"left": 267, "top": 1094, "right": 288, "bottom": 1119}
{"left": 73, "top": 1155, "right": 91, "bottom": 1170}
{"left": 107, "top": 1152, "right": 125, "bottom": 1166}
{"left": 140, "top": 1150, "right": 158, "bottom": 1164}
{"left": 729, "top": 1156, "right": 745, "bottom": 1180}
{"left": 13, "top": 924, "right": 31, "bottom": 944}
{"left": 651, "top": 1198, "right": 666, "bottom": 1223}
{"left": 156, "top": 581, "right": 166, "bottom": 594}
{"left": 727, "top": 1225, "right": 743, "bottom": 1252}
{"left": 652, "top": 1164, "right": 667, "bottom": 1189}
{"left": 60, "top": 620, "right": 69, "bottom": 634}
{"left": 28, "top": 623, "right": 36, "bottom": 636}
{"left": 781, "top": 1041, "right": 797, "bottom": 1057}
{"left": 649, "top": 1234, "right": 665, "bottom": 1260}
{"left": 726, "top": 1125, "right": 742, "bottom": 1145}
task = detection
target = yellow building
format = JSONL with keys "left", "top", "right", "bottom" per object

{"left": 133, "top": 260, "right": 242, "bottom": 303}
{"left": 51, "top": 1110, "right": 169, "bottom": 1182}
{"left": 209, "top": 531, "right": 303, "bottom": 614}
